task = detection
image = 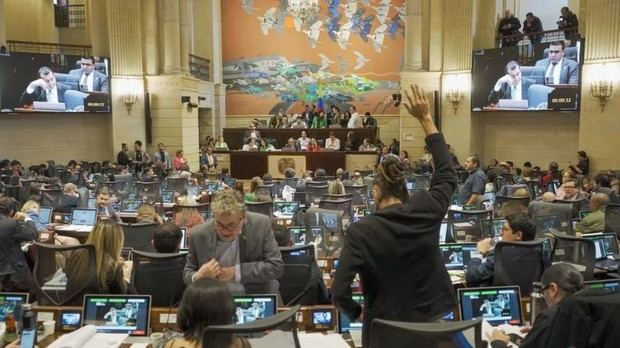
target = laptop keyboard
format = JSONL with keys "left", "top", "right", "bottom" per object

{"left": 595, "top": 259, "right": 619, "bottom": 272}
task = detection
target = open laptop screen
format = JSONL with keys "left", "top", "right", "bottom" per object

{"left": 288, "top": 226, "right": 307, "bottom": 246}
{"left": 232, "top": 294, "right": 277, "bottom": 324}
{"left": 439, "top": 243, "right": 478, "bottom": 271}
{"left": 161, "top": 191, "right": 175, "bottom": 204}
{"left": 82, "top": 295, "right": 151, "bottom": 336}
{"left": 337, "top": 293, "right": 364, "bottom": 333}
{"left": 0, "top": 293, "right": 29, "bottom": 322}
{"left": 458, "top": 286, "right": 523, "bottom": 326}
{"left": 121, "top": 199, "right": 142, "bottom": 213}
{"left": 71, "top": 209, "right": 97, "bottom": 226}
{"left": 584, "top": 233, "right": 619, "bottom": 259}
{"left": 39, "top": 207, "right": 53, "bottom": 225}
{"left": 274, "top": 201, "right": 300, "bottom": 217}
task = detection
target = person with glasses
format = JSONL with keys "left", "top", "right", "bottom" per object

{"left": 183, "top": 189, "right": 283, "bottom": 295}
{"left": 69, "top": 56, "right": 110, "bottom": 93}
{"left": 487, "top": 263, "right": 584, "bottom": 348}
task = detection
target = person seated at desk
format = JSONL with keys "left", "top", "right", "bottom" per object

{"left": 535, "top": 40, "right": 579, "bottom": 85}
{"left": 282, "top": 137, "right": 299, "bottom": 152}
{"left": 136, "top": 203, "right": 163, "bottom": 224}
{"left": 152, "top": 222, "right": 183, "bottom": 253}
{"left": 358, "top": 137, "right": 376, "bottom": 151}
{"left": 325, "top": 131, "right": 341, "bottom": 150}
{"left": 574, "top": 193, "right": 608, "bottom": 234}
{"left": 174, "top": 197, "right": 205, "bottom": 234}
{"left": 466, "top": 214, "right": 536, "bottom": 287}
{"left": 244, "top": 177, "right": 263, "bottom": 203}
{"left": 59, "top": 183, "right": 80, "bottom": 213}
{"left": 488, "top": 60, "right": 536, "bottom": 105}
{"left": 290, "top": 115, "right": 308, "bottom": 129}
{"left": 64, "top": 220, "right": 130, "bottom": 303}
{"left": 257, "top": 138, "right": 275, "bottom": 152}
{"left": 200, "top": 145, "right": 218, "bottom": 169}
{"left": 96, "top": 187, "right": 121, "bottom": 222}
{"left": 20, "top": 66, "right": 71, "bottom": 106}
{"left": 559, "top": 178, "right": 589, "bottom": 210}
{"left": 308, "top": 138, "right": 320, "bottom": 152}
{"left": 488, "top": 263, "right": 584, "bottom": 348}
{"left": 592, "top": 173, "right": 620, "bottom": 203}
{"left": 173, "top": 150, "right": 188, "bottom": 172}
{"left": 243, "top": 122, "right": 261, "bottom": 144}
{"left": 241, "top": 138, "right": 259, "bottom": 151}
{"left": 297, "top": 131, "right": 311, "bottom": 151}
{"left": 163, "top": 278, "right": 251, "bottom": 348}
{"left": 279, "top": 114, "right": 290, "bottom": 128}
{"left": 311, "top": 111, "right": 328, "bottom": 128}
{"left": 139, "top": 166, "right": 158, "bottom": 182}
{"left": 0, "top": 197, "right": 37, "bottom": 292}
{"left": 69, "top": 56, "right": 110, "bottom": 93}
{"left": 344, "top": 131, "right": 357, "bottom": 151}
{"left": 215, "top": 135, "right": 230, "bottom": 150}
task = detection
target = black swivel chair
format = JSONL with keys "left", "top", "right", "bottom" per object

{"left": 166, "top": 177, "right": 188, "bottom": 194}
{"left": 526, "top": 180, "right": 542, "bottom": 199}
{"left": 119, "top": 222, "right": 159, "bottom": 252}
{"left": 135, "top": 181, "right": 161, "bottom": 203}
{"left": 245, "top": 201, "right": 274, "bottom": 217}
{"left": 494, "top": 240, "right": 550, "bottom": 295}
{"left": 305, "top": 184, "right": 329, "bottom": 205}
{"left": 413, "top": 174, "right": 432, "bottom": 190}
{"left": 493, "top": 196, "right": 530, "bottom": 217}
{"left": 131, "top": 250, "right": 187, "bottom": 307}
{"left": 604, "top": 203, "right": 620, "bottom": 237}
{"left": 529, "top": 201, "right": 573, "bottom": 234}
{"left": 40, "top": 187, "right": 63, "bottom": 210}
{"left": 369, "top": 318, "right": 483, "bottom": 348}
{"left": 319, "top": 198, "right": 353, "bottom": 220}
{"left": 551, "top": 231, "right": 596, "bottom": 280}
{"left": 254, "top": 184, "right": 274, "bottom": 200}
{"left": 203, "top": 305, "right": 301, "bottom": 348}
{"left": 344, "top": 185, "right": 368, "bottom": 206}
{"left": 553, "top": 199, "right": 590, "bottom": 219}
{"left": 279, "top": 245, "right": 315, "bottom": 306}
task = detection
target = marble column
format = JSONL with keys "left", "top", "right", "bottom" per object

{"left": 180, "top": 0, "right": 192, "bottom": 73}
{"left": 162, "top": 0, "right": 182, "bottom": 73}
{"left": 472, "top": 0, "right": 497, "bottom": 50}
{"left": 211, "top": 0, "right": 223, "bottom": 83}
{"left": 0, "top": 3, "right": 6, "bottom": 45}
{"left": 142, "top": 0, "right": 160, "bottom": 75}
{"left": 403, "top": 0, "right": 424, "bottom": 71}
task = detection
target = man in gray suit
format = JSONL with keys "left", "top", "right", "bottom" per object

{"left": 183, "top": 190, "right": 283, "bottom": 295}
{"left": 69, "top": 56, "right": 110, "bottom": 93}
{"left": 535, "top": 41, "right": 579, "bottom": 85}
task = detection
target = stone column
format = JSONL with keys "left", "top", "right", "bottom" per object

{"left": 211, "top": 0, "right": 223, "bottom": 83}
{"left": 179, "top": 0, "right": 192, "bottom": 73}
{"left": 0, "top": 3, "right": 6, "bottom": 46}
{"left": 472, "top": 0, "right": 497, "bottom": 49}
{"left": 88, "top": 0, "right": 109, "bottom": 56}
{"left": 162, "top": 0, "right": 181, "bottom": 73}
{"left": 142, "top": 0, "right": 159, "bottom": 75}
{"left": 403, "top": 0, "right": 424, "bottom": 71}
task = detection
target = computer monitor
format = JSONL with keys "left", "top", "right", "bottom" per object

{"left": 39, "top": 206, "right": 52, "bottom": 225}
{"left": 274, "top": 201, "right": 300, "bottom": 217}
{"left": 584, "top": 233, "right": 619, "bottom": 259}
{"left": 288, "top": 226, "right": 307, "bottom": 246}
{"left": 204, "top": 181, "right": 220, "bottom": 193}
{"left": 439, "top": 243, "right": 479, "bottom": 271}
{"left": 492, "top": 219, "right": 506, "bottom": 238}
{"left": 584, "top": 279, "right": 620, "bottom": 293}
{"left": 81, "top": 295, "right": 151, "bottom": 336}
{"left": 121, "top": 199, "right": 142, "bottom": 213}
{"left": 161, "top": 190, "right": 175, "bottom": 204}
{"left": 232, "top": 294, "right": 277, "bottom": 324}
{"left": 458, "top": 286, "right": 523, "bottom": 326}
{"left": 331, "top": 258, "right": 340, "bottom": 270}
{"left": 223, "top": 177, "right": 237, "bottom": 188}
{"left": 406, "top": 181, "right": 414, "bottom": 190}
{"left": 70, "top": 209, "right": 97, "bottom": 226}
{"left": 337, "top": 293, "right": 364, "bottom": 333}
{"left": 0, "top": 293, "right": 29, "bottom": 321}
{"left": 87, "top": 197, "right": 97, "bottom": 209}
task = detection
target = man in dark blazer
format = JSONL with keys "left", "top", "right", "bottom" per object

{"left": 69, "top": 56, "right": 110, "bottom": 93}
{"left": 183, "top": 190, "right": 283, "bottom": 295}
{"left": 0, "top": 197, "right": 38, "bottom": 292}
{"left": 20, "top": 66, "right": 71, "bottom": 105}
{"left": 535, "top": 41, "right": 579, "bottom": 85}
{"left": 488, "top": 60, "right": 536, "bottom": 105}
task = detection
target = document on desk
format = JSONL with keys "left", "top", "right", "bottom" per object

{"left": 297, "top": 332, "right": 351, "bottom": 348}
{"left": 480, "top": 320, "right": 525, "bottom": 348}
{"left": 48, "top": 325, "right": 128, "bottom": 348}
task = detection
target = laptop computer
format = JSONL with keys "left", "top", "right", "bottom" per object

{"left": 440, "top": 243, "right": 480, "bottom": 272}
{"left": 81, "top": 294, "right": 151, "bottom": 336}
{"left": 160, "top": 190, "right": 175, "bottom": 208}
{"left": 337, "top": 293, "right": 363, "bottom": 347}
{"left": 584, "top": 279, "right": 620, "bottom": 293}
{"left": 121, "top": 199, "right": 142, "bottom": 213}
{"left": 497, "top": 99, "right": 529, "bottom": 109}
{"left": 0, "top": 292, "right": 29, "bottom": 322}
{"left": 33, "top": 101, "right": 66, "bottom": 111}
{"left": 204, "top": 181, "right": 220, "bottom": 193}
{"left": 56, "top": 208, "right": 98, "bottom": 232}
{"left": 458, "top": 285, "right": 523, "bottom": 326}
{"left": 39, "top": 206, "right": 53, "bottom": 225}
{"left": 273, "top": 201, "right": 300, "bottom": 218}
{"left": 288, "top": 226, "right": 307, "bottom": 246}
{"left": 584, "top": 233, "right": 620, "bottom": 272}
{"left": 232, "top": 294, "right": 277, "bottom": 324}
{"left": 534, "top": 215, "right": 563, "bottom": 237}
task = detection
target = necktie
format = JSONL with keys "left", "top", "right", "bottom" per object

{"left": 81, "top": 73, "right": 90, "bottom": 91}
{"left": 547, "top": 63, "right": 557, "bottom": 84}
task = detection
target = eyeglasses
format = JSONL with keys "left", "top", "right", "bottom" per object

{"left": 214, "top": 217, "right": 244, "bottom": 232}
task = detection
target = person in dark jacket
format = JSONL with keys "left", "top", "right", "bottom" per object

{"left": 523, "top": 12, "right": 543, "bottom": 44}
{"left": 332, "top": 84, "right": 457, "bottom": 348}
{"left": 498, "top": 10, "right": 521, "bottom": 46}
{"left": 487, "top": 263, "right": 584, "bottom": 348}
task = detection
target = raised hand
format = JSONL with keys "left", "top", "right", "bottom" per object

{"left": 402, "top": 84, "right": 438, "bottom": 135}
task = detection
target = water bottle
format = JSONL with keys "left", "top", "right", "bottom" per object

{"left": 21, "top": 304, "right": 36, "bottom": 332}
{"left": 530, "top": 282, "right": 545, "bottom": 326}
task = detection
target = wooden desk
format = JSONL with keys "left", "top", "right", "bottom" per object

{"left": 223, "top": 127, "right": 377, "bottom": 150}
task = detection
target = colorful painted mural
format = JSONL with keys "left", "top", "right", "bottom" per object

{"left": 222, "top": 0, "right": 405, "bottom": 116}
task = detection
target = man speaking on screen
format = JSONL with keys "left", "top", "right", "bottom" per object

{"left": 535, "top": 40, "right": 579, "bottom": 85}
{"left": 488, "top": 60, "right": 535, "bottom": 105}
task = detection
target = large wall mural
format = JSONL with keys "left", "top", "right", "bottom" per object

{"left": 222, "top": 0, "right": 405, "bottom": 116}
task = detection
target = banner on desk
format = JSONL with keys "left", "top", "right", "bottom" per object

{"left": 268, "top": 156, "right": 306, "bottom": 178}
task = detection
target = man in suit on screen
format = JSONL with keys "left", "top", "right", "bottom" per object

{"left": 69, "top": 56, "right": 110, "bottom": 93}
{"left": 535, "top": 41, "right": 579, "bottom": 85}
{"left": 20, "top": 66, "right": 71, "bottom": 105}
{"left": 488, "top": 60, "right": 535, "bottom": 105}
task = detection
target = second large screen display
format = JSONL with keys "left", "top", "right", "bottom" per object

{"left": 471, "top": 39, "right": 583, "bottom": 112}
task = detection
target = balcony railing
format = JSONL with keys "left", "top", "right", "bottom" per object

{"left": 55, "top": 4, "right": 86, "bottom": 28}
{"left": 496, "top": 27, "right": 579, "bottom": 48}
{"left": 189, "top": 54, "right": 211, "bottom": 82}
{"left": 6, "top": 40, "right": 91, "bottom": 56}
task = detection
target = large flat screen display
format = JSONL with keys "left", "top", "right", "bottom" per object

{"left": 471, "top": 39, "right": 583, "bottom": 112}
{"left": 0, "top": 52, "right": 111, "bottom": 113}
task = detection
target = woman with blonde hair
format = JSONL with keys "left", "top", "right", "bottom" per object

{"left": 21, "top": 200, "right": 47, "bottom": 232}
{"left": 174, "top": 196, "right": 205, "bottom": 232}
{"left": 328, "top": 179, "right": 346, "bottom": 195}
{"left": 65, "top": 219, "right": 128, "bottom": 303}
{"left": 135, "top": 203, "right": 163, "bottom": 224}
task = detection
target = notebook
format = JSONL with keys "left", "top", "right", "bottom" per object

{"left": 273, "top": 201, "right": 300, "bottom": 218}
{"left": 232, "top": 294, "right": 277, "bottom": 324}
{"left": 337, "top": 293, "right": 363, "bottom": 348}
{"left": 39, "top": 206, "right": 53, "bottom": 225}
{"left": 56, "top": 208, "right": 98, "bottom": 232}
{"left": 81, "top": 294, "right": 151, "bottom": 336}
{"left": 458, "top": 286, "right": 523, "bottom": 326}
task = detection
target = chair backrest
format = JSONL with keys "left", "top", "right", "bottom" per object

{"left": 33, "top": 242, "right": 97, "bottom": 306}
{"left": 131, "top": 250, "right": 187, "bottom": 307}
{"left": 305, "top": 184, "right": 329, "bottom": 205}
{"left": 344, "top": 185, "right": 368, "bottom": 206}
{"left": 279, "top": 245, "right": 315, "bottom": 266}
{"left": 551, "top": 231, "right": 596, "bottom": 280}
{"left": 494, "top": 240, "right": 550, "bottom": 295}
{"left": 528, "top": 84, "right": 555, "bottom": 109}
{"left": 322, "top": 193, "right": 353, "bottom": 201}
{"left": 413, "top": 174, "right": 432, "bottom": 190}
{"left": 135, "top": 181, "right": 161, "bottom": 203}
{"left": 494, "top": 196, "right": 530, "bottom": 217}
{"left": 254, "top": 184, "right": 274, "bottom": 200}
{"left": 18, "top": 178, "right": 35, "bottom": 203}
{"left": 166, "top": 177, "right": 188, "bottom": 194}
{"left": 319, "top": 198, "right": 353, "bottom": 220}
{"left": 245, "top": 201, "right": 273, "bottom": 217}
{"left": 605, "top": 203, "right": 620, "bottom": 237}
{"left": 40, "top": 188, "right": 63, "bottom": 209}
{"left": 553, "top": 199, "right": 590, "bottom": 219}
{"left": 203, "top": 305, "right": 301, "bottom": 348}
{"left": 526, "top": 180, "right": 542, "bottom": 199}
{"left": 369, "top": 318, "right": 483, "bottom": 348}
{"left": 278, "top": 264, "right": 313, "bottom": 306}
{"left": 119, "top": 222, "right": 159, "bottom": 252}
{"left": 529, "top": 201, "right": 573, "bottom": 233}
{"left": 497, "top": 184, "right": 528, "bottom": 197}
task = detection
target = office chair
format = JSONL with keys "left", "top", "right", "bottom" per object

{"left": 135, "top": 181, "right": 161, "bottom": 203}
{"left": 494, "top": 196, "right": 530, "bottom": 217}
{"left": 32, "top": 242, "right": 97, "bottom": 306}
{"left": 245, "top": 201, "right": 273, "bottom": 217}
{"left": 604, "top": 203, "right": 620, "bottom": 237}
{"left": 64, "top": 89, "right": 88, "bottom": 111}
{"left": 254, "top": 184, "right": 274, "bottom": 200}
{"left": 119, "top": 222, "right": 158, "bottom": 252}
{"left": 103, "top": 180, "right": 127, "bottom": 196}
{"left": 0, "top": 182, "right": 20, "bottom": 201}
{"left": 497, "top": 184, "right": 528, "bottom": 198}
{"left": 553, "top": 198, "right": 590, "bottom": 218}
{"left": 528, "top": 84, "right": 555, "bottom": 110}
{"left": 369, "top": 318, "right": 483, "bottom": 348}
{"left": 18, "top": 178, "right": 35, "bottom": 204}
{"left": 319, "top": 198, "right": 353, "bottom": 220}
{"left": 529, "top": 201, "right": 573, "bottom": 233}
{"left": 131, "top": 250, "right": 187, "bottom": 307}
{"left": 413, "top": 174, "right": 432, "bottom": 190}
{"left": 166, "top": 177, "right": 188, "bottom": 194}
{"left": 203, "top": 305, "right": 301, "bottom": 348}
{"left": 278, "top": 264, "right": 312, "bottom": 306}
{"left": 323, "top": 193, "right": 353, "bottom": 201}
{"left": 305, "top": 184, "right": 329, "bottom": 205}
{"left": 526, "top": 180, "right": 542, "bottom": 199}
{"left": 344, "top": 185, "right": 369, "bottom": 206}
{"left": 40, "top": 187, "right": 63, "bottom": 209}
{"left": 494, "top": 240, "right": 550, "bottom": 295}
{"left": 551, "top": 231, "right": 595, "bottom": 280}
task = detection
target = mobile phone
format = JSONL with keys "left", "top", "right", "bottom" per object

{"left": 20, "top": 329, "right": 36, "bottom": 348}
